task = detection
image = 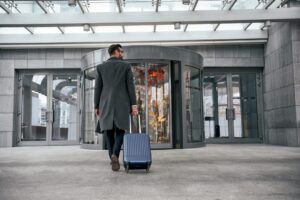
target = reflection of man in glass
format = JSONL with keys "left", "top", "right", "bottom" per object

{"left": 94, "top": 44, "right": 138, "bottom": 171}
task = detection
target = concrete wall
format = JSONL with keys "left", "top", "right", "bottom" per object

{"left": 0, "top": 45, "right": 264, "bottom": 147}
{"left": 181, "top": 45, "right": 264, "bottom": 67}
{"left": 264, "top": 21, "right": 300, "bottom": 147}
{"left": 293, "top": 23, "right": 300, "bottom": 147}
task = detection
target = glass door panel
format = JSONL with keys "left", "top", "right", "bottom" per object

{"left": 203, "top": 72, "right": 260, "bottom": 142}
{"left": 51, "top": 74, "right": 78, "bottom": 141}
{"left": 185, "top": 66, "right": 202, "bottom": 142}
{"left": 203, "top": 80, "right": 215, "bottom": 139}
{"left": 20, "top": 74, "right": 48, "bottom": 141}
{"left": 216, "top": 75, "right": 229, "bottom": 138}
{"left": 203, "top": 74, "right": 229, "bottom": 139}
{"left": 130, "top": 62, "right": 172, "bottom": 148}
{"left": 238, "top": 73, "right": 259, "bottom": 138}
{"left": 232, "top": 74, "right": 242, "bottom": 138}
{"left": 131, "top": 63, "right": 147, "bottom": 133}
{"left": 147, "top": 63, "right": 170, "bottom": 144}
{"left": 83, "top": 69, "right": 96, "bottom": 144}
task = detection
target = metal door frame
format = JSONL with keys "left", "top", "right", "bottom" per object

{"left": 204, "top": 69, "right": 263, "bottom": 144}
{"left": 227, "top": 73, "right": 234, "bottom": 142}
{"left": 182, "top": 64, "right": 206, "bottom": 149}
{"left": 16, "top": 70, "right": 81, "bottom": 146}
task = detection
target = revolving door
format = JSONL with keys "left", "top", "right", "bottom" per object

{"left": 81, "top": 46, "right": 204, "bottom": 149}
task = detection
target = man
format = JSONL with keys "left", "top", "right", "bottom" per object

{"left": 94, "top": 44, "right": 138, "bottom": 172}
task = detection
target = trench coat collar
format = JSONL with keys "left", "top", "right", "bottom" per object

{"left": 108, "top": 56, "right": 122, "bottom": 61}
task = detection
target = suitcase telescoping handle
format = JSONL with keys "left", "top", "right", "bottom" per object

{"left": 129, "top": 114, "right": 141, "bottom": 133}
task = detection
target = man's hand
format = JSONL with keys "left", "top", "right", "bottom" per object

{"left": 95, "top": 108, "right": 100, "bottom": 117}
{"left": 131, "top": 105, "right": 138, "bottom": 116}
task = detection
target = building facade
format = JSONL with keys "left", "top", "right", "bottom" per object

{"left": 0, "top": 21, "right": 299, "bottom": 148}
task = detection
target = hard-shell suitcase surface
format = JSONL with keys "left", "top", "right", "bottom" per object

{"left": 123, "top": 115, "right": 152, "bottom": 173}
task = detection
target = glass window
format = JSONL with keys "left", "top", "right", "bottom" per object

{"left": 87, "top": 1, "right": 118, "bottom": 12}
{"left": 195, "top": 0, "right": 222, "bottom": 10}
{"left": 64, "top": 26, "right": 93, "bottom": 34}
{"left": 48, "top": 1, "right": 81, "bottom": 13}
{"left": 267, "top": 0, "right": 281, "bottom": 9}
{"left": 232, "top": 0, "right": 259, "bottom": 10}
{"left": 160, "top": 0, "right": 190, "bottom": 11}
{"left": 247, "top": 23, "right": 264, "bottom": 30}
{"left": 34, "top": 27, "right": 61, "bottom": 34}
{"left": 185, "top": 66, "right": 202, "bottom": 142}
{"left": 125, "top": 25, "right": 154, "bottom": 32}
{"left": 94, "top": 26, "right": 124, "bottom": 33}
{"left": 123, "top": 0, "right": 155, "bottom": 12}
{"left": 0, "top": 28, "right": 30, "bottom": 34}
{"left": 156, "top": 25, "right": 184, "bottom": 32}
{"left": 218, "top": 23, "right": 244, "bottom": 31}
{"left": 186, "top": 24, "right": 214, "bottom": 31}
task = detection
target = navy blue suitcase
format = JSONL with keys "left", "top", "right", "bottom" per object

{"left": 123, "top": 115, "right": 152, "bottom": 173}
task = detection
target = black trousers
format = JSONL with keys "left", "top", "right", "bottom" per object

{"left": 105, "top": 123, "right": 125, "bottom": 160}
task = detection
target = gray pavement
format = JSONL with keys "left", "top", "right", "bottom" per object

{"left": 0, "top": 144, "right": 300, "bottom": 200}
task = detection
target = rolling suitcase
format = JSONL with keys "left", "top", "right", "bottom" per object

{"left": 123, "top": 115, "right": 152, "bottom": 173}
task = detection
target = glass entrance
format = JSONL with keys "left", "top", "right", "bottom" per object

{"left": 20, "top": 74, "right": 48, "bottom": 142}
{"left": 203, "top": 72, "right": 261, "bottom": 142}
{"left": 82, "top": 61, "right": 172, "bottom": 149}
{"left": 18, "top": 72, "right": 80, "bottom": 146}
{"left": 51, "top": 74, "right": 79, "bottom": 142}
{"left": 131, "top": 62, "right": 172, "bottom": 148}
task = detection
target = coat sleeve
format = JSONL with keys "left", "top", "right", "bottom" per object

{"left": 126, "top": 64, "right": 137, "bottom": 106}
{"left": 94, "top": 65, "right": 103, "bottom": 109}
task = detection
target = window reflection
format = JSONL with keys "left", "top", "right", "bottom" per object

{"left": 52, "top": 75, "right": 78, "bottom": 141}
{"left": 185, "top": 66, "right": 202, "bottom": 142}
{"left": 84, "top": 69, "right": 96, "bottom": 144}
{"left": 131, "top": 63, "right": 147, "bottom": 133}
{"left": 21, "top": 74, "right": 47, "bottom": 141}
{"left": 130, "top": 63, "right": 171, "bottom": 144}
{"left": 147, "top": 63, "right": 170, "bottom": 144}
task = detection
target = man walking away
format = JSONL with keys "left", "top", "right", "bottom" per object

{"left": 94, "top": 44, "right": 138, "bottom": 171}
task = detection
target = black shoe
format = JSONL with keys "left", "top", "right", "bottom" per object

{"left": 111, "top": 155, "right": 120, "bottom": 171}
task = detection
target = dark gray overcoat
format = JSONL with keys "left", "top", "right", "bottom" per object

{"left": 94, "top": 57, "right": 137, "bottom": 132}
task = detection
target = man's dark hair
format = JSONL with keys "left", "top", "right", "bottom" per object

{"left": 108, "top": 44, "right": 123, "bottom": 56}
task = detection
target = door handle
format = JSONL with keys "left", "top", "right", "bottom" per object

{"left": 226, "top": 108, "right": 229, "bottom": 120}
{"left": 226, "top": 108, "right": 235, "bottom": 120}
{"left": 45, "top": 111, "right": 49, "bottom": 122}
{"left": 45, "top": 111, "right": 54, "bottom": 122}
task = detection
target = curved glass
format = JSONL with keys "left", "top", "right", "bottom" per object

{"left": 129, "top": 62, "right": 171, "bottom": 145}
{"left": 83, "top": 68, "right": 97, "bottom": 144}
{"left": 184, "top": 66, "right": 203, "bottom": 142}
{"left": 147, "top": 63, "right": 170, "bottom": 144}
{"left": 82, "top": 61, "right": 172, "bottom": 147}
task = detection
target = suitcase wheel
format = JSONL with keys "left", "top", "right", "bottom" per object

{"left": 125, "top": 165, "right": 129, "bottom": 173}
{"left": 146, "top": 164, "right": 150, "bottom": 173}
